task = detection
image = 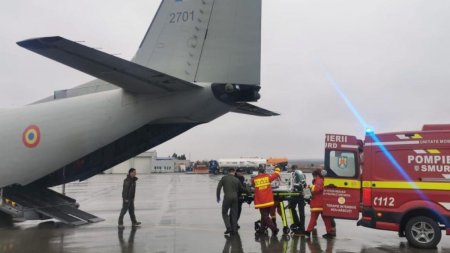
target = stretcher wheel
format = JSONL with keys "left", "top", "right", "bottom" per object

{"left": 282, "top": 234, "right": 291, "bottom": 241}
{"left": 283, "top": 226, "right": 290, "bottom": 235}
{"left": 254, "top": 220, "right": 261, "bottom": 231}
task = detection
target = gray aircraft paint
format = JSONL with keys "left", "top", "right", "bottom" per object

{"left": 194, "top": 0, "right": 261, "bottom": 84}
{"left": 0, "top": 88, "right": 229, "bottom": 187}
{"left": 0, "top": 0, "right": 268, "bottom": 188}
{"left": 134, "top": 0, "right": 261, "bottom": 85}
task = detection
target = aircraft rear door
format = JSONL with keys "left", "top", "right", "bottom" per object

{"left": 322, "top": 134, "right": 361, "bottom": 220}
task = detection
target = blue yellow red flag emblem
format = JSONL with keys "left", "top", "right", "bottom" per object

{"left": 22, "top": 125, "right": 41, "bottom": 148}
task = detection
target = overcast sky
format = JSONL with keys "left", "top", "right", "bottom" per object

{"left": 1, "top": 0, "right": 450, "bottom": 161}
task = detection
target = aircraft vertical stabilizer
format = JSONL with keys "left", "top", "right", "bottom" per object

{"left": 195, "top": 0, "right": 261, "bottom": 85}
{"left": 133, "top": 0, "right": 261, "bottom": 85}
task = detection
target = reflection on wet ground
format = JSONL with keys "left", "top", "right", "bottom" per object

{"left": 223, "top": 233, "right": 332, "bottom": 253}
{"left": 118, "top": 227, "right": 138, "bottom": 253}
{"left": 0, "top": 222, "right": 74, "bottom": 253}
{"left": 0, "top": 173, "right": 449, "bottom": 253}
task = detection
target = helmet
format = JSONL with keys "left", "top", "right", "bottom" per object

{"left": 274, "top": 167, "right": 281, "bottom": 173}
{"left": 258, "top": 167, "right": 266, "bottom": 173}
{"left": 294, "top": 170, "right": 306, "bottom": 185}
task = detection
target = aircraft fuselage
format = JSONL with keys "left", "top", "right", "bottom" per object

{"left": 0, "top": 86, "right": 230, "bottom": 187}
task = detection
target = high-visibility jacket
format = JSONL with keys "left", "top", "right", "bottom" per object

{"left": 309, "top": 176, "right": 324, "bottom": 212}
{"left": 252, "top": 172, "right": 280, "bottom": 209}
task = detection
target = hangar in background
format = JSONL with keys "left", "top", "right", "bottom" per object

{"left": 104, "top": 151, "right": 190, "bottom": 174}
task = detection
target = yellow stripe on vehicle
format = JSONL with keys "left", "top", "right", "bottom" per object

{"left": 363, "top": 181, "right": 450, "bottom": 191}
{"left": 427, "top": 149, "right": 441, "bottom": 154}
{"left": 411, "top": 134, "right": 423, "bottom": 139}
{"left": 362, "top": 181, "right": 372, "bottom": 188}
{"left": 324, "top": 178, "right": 361, "bottom": 189}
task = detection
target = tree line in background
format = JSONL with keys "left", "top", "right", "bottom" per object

{"left": 171, "top": 153, "right": 186, "bottom": 160}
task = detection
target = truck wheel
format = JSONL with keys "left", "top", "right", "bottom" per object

{"left": 405, "top": 216, "right": 441, "bottom": 249}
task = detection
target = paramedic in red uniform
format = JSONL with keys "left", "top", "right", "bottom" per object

{"left": 305, "top": 168, "right": 334, "bottom": 239}
{"left": 252, "top": 167, "right": 281, "bottom": 235}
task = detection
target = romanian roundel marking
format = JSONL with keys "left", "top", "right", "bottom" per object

{"left": 22, "top": 125, "right": 41, "bottom": 148}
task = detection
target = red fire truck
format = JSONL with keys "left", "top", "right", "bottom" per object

{"left": 322, "top": 124, "right": 450, "bottom": 248}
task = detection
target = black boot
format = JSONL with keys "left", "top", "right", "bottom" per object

{"left": 271, "top": 217, "right": 277, "bottom": 227}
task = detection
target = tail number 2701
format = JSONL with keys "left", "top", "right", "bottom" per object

{"left": 170, "top": 11, "right": 194, "bottom": 23}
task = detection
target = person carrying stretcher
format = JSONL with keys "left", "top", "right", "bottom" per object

{"left": 288, "top": 165, "right": 310, "bottom": 235}
{"left": 252, "top": 166, "right": 281, "bottom": 236}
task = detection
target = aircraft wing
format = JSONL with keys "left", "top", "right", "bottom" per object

{"left": 232, "top": 103, "right": 279, "bottom": 116}
{"left": 17, "top": 36, "right": 201, "bottom": 93}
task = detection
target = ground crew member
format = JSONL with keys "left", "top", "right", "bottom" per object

{"left": 252, "top": 167, "right": 281, "bottom": 235}
{"left": 234, "top": 168, "right": 246, "bottom": 229}
{"left": 305, "top": 169, "right": 333, "bottom": 239}
{"left": 118, "top": 168, "right": 141, "bottom": 228}
{"left": 217, "top": 168, "right": 245, "bottom": 235}
{"left": 289, "top": 165, "right": 307, "bottom": 234}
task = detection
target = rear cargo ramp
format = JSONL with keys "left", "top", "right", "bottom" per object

{"left": 1, "top": 185, "right": 103, "bottom": 225}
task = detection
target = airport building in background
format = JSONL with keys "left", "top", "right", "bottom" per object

{"left": 103, "top": 152, "right": 324, "bottom": 174}
{"left": 104, "top": 151, "right": 190, "bottom": 174}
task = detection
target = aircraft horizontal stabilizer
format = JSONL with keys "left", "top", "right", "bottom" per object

{"left": 232, "top": 103, "right": 279, "bottom": 117}
{"left": 17, "top": 36, "right": 201, "bottom": 93}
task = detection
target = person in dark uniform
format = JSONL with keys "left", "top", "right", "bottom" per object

{"left": 118, "top": 168, "right": 141, "bottom": 228}
{"left": 289, "top": 165, "right": 307, "bottom": 234}
{"left": 217, "top": 168, "right": 245, "bottom": 235}
{"left": 234, "top": 168, "right": 246, "bottom": 229}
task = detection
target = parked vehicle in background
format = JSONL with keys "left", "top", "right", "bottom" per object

{"left": 190, "top": 161, "right": 209, "bottom": 174}
{"left": 217, "top": 158, "right": 266, "bottom": 174}
{"left": 208, "top": 160, "right": 219, "bottom": 174}
{"left": 267, "top": 157, "right": 288, "bottom": 171}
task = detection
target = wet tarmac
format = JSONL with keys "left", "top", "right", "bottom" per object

{"left": 0, "top": 173, "right": 449, "bottom": 253}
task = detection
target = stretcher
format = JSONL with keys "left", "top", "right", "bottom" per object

{"left": 241, "top": 188, "right": 303, "bottom": 235}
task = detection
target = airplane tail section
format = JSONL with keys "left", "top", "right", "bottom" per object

{"left": 133, "top": 0, "right": 261, "bottom": 85}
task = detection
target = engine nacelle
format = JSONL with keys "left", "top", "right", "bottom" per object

{"left": 211, "top": 83, "right": 261, "bottom": 103}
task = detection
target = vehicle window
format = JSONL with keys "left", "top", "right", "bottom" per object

{"left": 328, "top": 151, "right": 356, "bottom": 177}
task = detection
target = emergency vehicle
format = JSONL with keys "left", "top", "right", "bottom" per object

{"left": 322, "top": 124, "right": 450, "bottom": 248}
